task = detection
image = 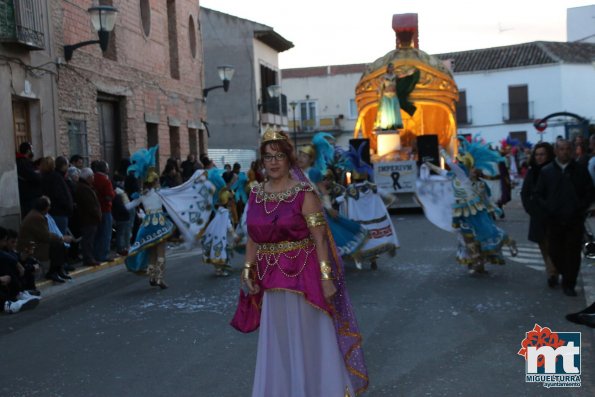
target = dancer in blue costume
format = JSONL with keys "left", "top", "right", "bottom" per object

{"left": 125, "top": 146, "right": 215, "bottom": 288}
{"left": 125, "top": 147, "right": 174, "bottom": 288}
{"left": 339, "top": 145, "right": 399, "bottom": 270}
{"left": 297, "top": 132, "right": 367, "bottom": 256}
{"left": 423, "top": 141, "right": 517, "bottom": 274}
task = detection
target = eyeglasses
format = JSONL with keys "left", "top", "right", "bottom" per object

{"left": 262, "top": 153, "right": 287, "bottom": 162}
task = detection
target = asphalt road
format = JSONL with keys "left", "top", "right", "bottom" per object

{"left": 1, "top": 193, "right": 594, "bottom": 397}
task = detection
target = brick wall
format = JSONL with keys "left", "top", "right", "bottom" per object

{"left": 54, "top": 0, "right": 206, "bottom": 171}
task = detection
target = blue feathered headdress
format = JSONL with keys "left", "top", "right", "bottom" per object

{"left": 458, "top": 136, "right": 503, "bottom": 177}
{"left": 343, "top": 144, "right": 374, "bottom": 181}
{"left": 311, "top": 132, "right": 335, "bottom": 173}
{"left": 127, "top": 145, "right": 159, "bottom": 181}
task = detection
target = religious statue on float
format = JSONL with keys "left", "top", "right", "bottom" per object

{"left": 375, "top": 62, "right": 420, "bottom": 131}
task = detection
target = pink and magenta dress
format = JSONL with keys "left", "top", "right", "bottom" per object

{"left": 247, "top": 181, "right": 368, "bottom": 397}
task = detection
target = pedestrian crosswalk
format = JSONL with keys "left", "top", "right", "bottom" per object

{"left": 503, "top": 243, "right": 545, "bottom": 271}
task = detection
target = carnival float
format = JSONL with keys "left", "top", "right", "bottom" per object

{"left": 353, "top": 13, "right": 459, "bottom": 207}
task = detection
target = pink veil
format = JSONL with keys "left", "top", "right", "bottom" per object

{"left": 291, "top": 165, "right": 369, "bottom": 395}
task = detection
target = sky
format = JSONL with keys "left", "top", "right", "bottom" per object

{"left": 199, "top": 0, "right": 594, "bottom": 69}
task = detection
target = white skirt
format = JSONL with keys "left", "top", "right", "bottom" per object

{"left": 252, "top": 291, "right": 354, "bottom": 397}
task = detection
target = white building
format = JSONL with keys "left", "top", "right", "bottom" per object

{"left": 281, "top": 64, "right": 366, "bottom": 148}
{"left": 436, "top": 40, "right": 595, "bottom": 145}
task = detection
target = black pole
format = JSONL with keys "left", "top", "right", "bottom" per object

{"left": 292, "top": 107, "right": 297, "bottom": 152}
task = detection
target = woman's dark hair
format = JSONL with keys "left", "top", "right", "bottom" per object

{"left": 6, "top": 229, "right": 17, "bottom": 239}
{"left": 162, "top": 158, "right": 180, "bottom": 175}
{"left": 529, "top": 142, "right": 554, "bottom": 168}
{"left": 259, "top": 132, "right": 297, "bottom": 168}
{"left": 18, "top": 142, "right": 32, "bottom": 154}
{"left": 55, "top": 156, "right": 69, "bottom": 172}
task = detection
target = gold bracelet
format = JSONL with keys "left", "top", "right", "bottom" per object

{"left": 242, "top": 267, "right": 252, "bottom": 281}
{"left": 243, "top": 261, "right": 256, "bottom": 269}
{"left": 319, "top": 260, "right": 333, "bottom": 280}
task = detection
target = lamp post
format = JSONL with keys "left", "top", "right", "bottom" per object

{"left": 203, "top": 65, "right": 235, "bottom": 99}
{"left": 289, "top": 101, "right": 297, "bottom": 151}
{"left": 64, "top": 6, "right": 118, "bottom": 61}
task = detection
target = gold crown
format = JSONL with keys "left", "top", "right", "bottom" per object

{"left": 145, "top": 167, "right": 159, "bottom": 184}
{"left": 262, "top": 127, "right": 288, "bottom": 144}
{"left": 456, "top": 153, "right": 474, "bottom": 170}
{"left": 299, "top": 145, "right": 316, "bottom": 158}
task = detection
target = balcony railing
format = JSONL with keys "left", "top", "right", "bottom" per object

{"left": 289, "top": 115, "right": 343, "bottom": 132}
{"left": 0, "top": 0, "right": 45, "bottom": 50}
{"left": 502, "top": 101, "right": 534, "bottom": 123}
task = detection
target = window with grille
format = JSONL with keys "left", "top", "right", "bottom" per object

{"left": 67, "top": 120, "right": 89, "bottom": 165}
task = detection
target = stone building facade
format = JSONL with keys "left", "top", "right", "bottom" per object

{"left": 0, "top": 0, "right": 59, "bottom": 228}
{"left": 54, "top": 0, "right": 207, "bottom": 171}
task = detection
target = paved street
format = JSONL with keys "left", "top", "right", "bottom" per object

{"left": 1, "top": 193, "right": 594, "bottom": 397}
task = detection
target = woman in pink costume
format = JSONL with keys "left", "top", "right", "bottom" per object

{"left": 241, "top": 129, "right": 368, "bottom": 396}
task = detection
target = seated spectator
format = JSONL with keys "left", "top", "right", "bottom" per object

{"left": 4, "top": 229, "right": 41, "bottom": 295}
{"left": 17, "top": 196, "right": 73, "bottom": 283}
{"left": 0, "top": 227, "right": 40, "bottom": 314}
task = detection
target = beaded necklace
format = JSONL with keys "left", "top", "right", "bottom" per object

{"left": 252, "top": 181, "right": 313, "bottom": 214}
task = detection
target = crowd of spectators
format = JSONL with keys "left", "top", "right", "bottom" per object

{"left": 3, "top": 142, "right": 210, "bottom": 314}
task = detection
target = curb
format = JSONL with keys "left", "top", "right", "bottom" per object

{"left": 35, "top": 244, "right": 201, "bottom": 299}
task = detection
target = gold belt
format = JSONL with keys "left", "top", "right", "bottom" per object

{"left": 256, "top": 237, "right": 314, "bottom": 254}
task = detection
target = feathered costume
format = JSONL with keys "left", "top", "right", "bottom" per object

{"left": 201, "top": 169, "right": 237, "bottom": 275}
{"left": 299, "top": 133, "right": 368, "bottom": 256}
{"left": 339, "top": 145, "right": 400, "bottom": 267}
{"left": 125, "top": 146, "right": 215, "bottom": 284}
{"left": 416, "top": 137, "right": 516, "bottom": 272}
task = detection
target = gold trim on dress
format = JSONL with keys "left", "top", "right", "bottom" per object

{"left": 256, "top": 236, "right": 314, "bottom": 254}
{"left": 304, "top": 211, "right": 327, "bottom": 228}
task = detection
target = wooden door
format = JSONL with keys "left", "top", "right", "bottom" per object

{"left": 12, "top": 100, "right": 31, "bottom": 151}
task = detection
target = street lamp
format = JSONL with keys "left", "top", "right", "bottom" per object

{"left": 290, "top": 101, "right": 297, "bottom": 151}
{"left": 203, "top": 65, "right": 235, "bottom": 99}
{"left": 64, "top": 5, "right": 119, "bottom": 61}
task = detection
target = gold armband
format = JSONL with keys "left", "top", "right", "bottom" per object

{"left": 305, "top": 211, "right": 326, "bottom": 228}
{"left": 319, "top": 260, "right": 333, "bottom": 280}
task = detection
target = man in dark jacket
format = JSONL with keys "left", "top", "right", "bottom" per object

{"left": 41, "top": 156, "right": 73, "bottom": 234}
{"left": 15, "top": 142, "right": 42, "bottom": 218}
{"left": 75, "top": 168, "right": 102, "bottom": 267}
{"left": 535, "top": 139, "right": 595, "bottom": 296}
